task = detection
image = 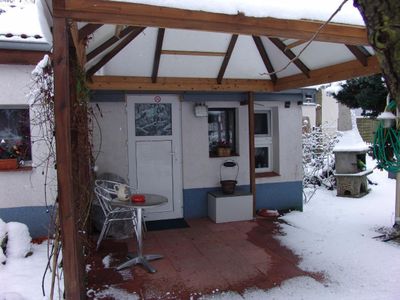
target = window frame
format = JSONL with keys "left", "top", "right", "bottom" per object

{"left": 208, "top": 107, "right": 237, "bottom": 157}
{"left": 254, "top": 109, "right": 273, "bottom": 172}
{"left": 0, "top": 105, "right": 32, "bottom": 162}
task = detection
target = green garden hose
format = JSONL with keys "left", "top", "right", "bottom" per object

{"left": 373, "top": 122, "right": 400, "bottom": 173}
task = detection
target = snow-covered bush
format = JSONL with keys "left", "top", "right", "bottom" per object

{"left": 302, "top": 125, "right": 338, "bottom": 203}
{"left": 0, "top": 219, "right": 6, "bottom": 265}
{"left": 5, "top": 222, "right": 32, "bottom": 259}
{"left": 0, "top": 219, "right": 32, "bottom": 264}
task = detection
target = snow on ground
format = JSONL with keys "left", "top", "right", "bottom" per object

{"left": 0, "top": 241, "right": 64, "bottom": 300}
{"left": 1, "top": 162, "right": 399, "bottom": 299}
{"left": 275, "top": 159, "right": 400, "bottom": 299}
{"left": 206, "top": 156, "right": 400, "bottom": 300}
{"left": 113, "top": 0, "right": 364, "bottom": 25}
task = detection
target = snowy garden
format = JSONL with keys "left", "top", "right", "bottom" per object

{"left": 1, "top": 124, "right": 399, "bottom": 299}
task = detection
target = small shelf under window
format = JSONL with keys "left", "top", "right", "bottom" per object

{"left": 255, "top": 171, "right": 280, "bottom": 178}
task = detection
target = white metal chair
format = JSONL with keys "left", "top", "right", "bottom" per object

{"left": 94, "top": 185, "right": 139, "bottom": 250}
{"left": 94, "top": 180, "right": 147, "bottom": 250}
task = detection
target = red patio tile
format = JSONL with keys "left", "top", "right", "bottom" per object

{"left": 87, "top": 217, "right": 323, "bottom": 299}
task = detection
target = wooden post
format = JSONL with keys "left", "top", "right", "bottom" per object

{"left": 248, "top": 92, "right": 256, "bottom": 216}
{"left": 53, "top": 17, "right": 85, "bottom": 299}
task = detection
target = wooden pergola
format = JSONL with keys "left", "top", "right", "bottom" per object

{"left": 51, "top": 0, "right": 381, "bottom": 298}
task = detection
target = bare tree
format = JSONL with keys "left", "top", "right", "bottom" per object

{"left": 354, "top": 1, "right": 400, "bottom": 105}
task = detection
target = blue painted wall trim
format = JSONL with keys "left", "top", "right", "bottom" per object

{"left": 0, "top": 206, "right": 55, "bottom": 238}
{"left": 183, "top": 181, "right": 302, "bottom": 218}
{"left": 183, "top": 181, "right": 303, "bottom": 219}
{"left": 255, "top": 181, "right": 303, "bottom": 211}
{"left": 90, "top": 90, "right": 316, "bottom": 104}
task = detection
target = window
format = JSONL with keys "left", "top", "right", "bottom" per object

{"left": 208, "top": 108, "right": 237, "bottom": 157}
{"left": 254, "top": 110, "right": 272, "bottom": 172}
{"left": 0, "top": 108, "right": 32, "bottom": 161}
{"left": 135, "top": 103, "right": 172, "bottom": 136}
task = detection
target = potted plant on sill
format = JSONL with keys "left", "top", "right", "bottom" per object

{"left": 217, "top": 141, "right": 232, "bottom": 157}
{"left": 0, "top": 139, "right": 21, "bottom": 170}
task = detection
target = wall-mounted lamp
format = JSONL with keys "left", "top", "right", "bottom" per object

{"left": 284, "top": 101, "right": 291, "bottom": 108}
{"left": 194, "top": 102, "right": 208, "bottom": 117}
{"left": 297, "top": 101, "right": 303, "bottom": 106}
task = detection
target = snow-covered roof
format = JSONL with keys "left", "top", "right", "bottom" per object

{"left": 55, "top": 0, "right": 379, "bottom": 90}
{"left": 333, "top": 128, "right": 369, "bottom": 152}
{"left": 0, "top": 0, "right": 52, "bottom": 51}
{"left": 113, "top": 0, "right": 365, "bottom": 26}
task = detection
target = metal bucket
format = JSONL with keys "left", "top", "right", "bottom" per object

{"left": 220, "top": 160, "right": 239, "bottom": 194}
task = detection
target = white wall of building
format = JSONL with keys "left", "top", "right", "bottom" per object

{"left": 321, "top": 90, "right": 339, "bottom": 134}
{"left": 301, "top": 103, "right": 317, "bottom": 128}
{"left": 92, "top": 101, "right": 129, "bottom": 180}
{"left": 255, "top": 100, "right": 303, "bottom": 184}
{"left": 92, "top": 96, "right": 303, "bottom": 190}
{"left": 0, "top": 64, "right": 56, "bottom": 209}
{"left": 181, "top": 101, "right": 250, "bottom": 189}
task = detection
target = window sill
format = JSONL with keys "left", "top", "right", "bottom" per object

{"left": 0, "top": 166, "right": 33, "bottom": 172}
{"left": 255, "top": 171, "right": 280, "bottom": 178}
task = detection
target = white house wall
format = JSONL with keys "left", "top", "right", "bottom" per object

{"left": 181, "top": 101, "right": 250, "bottom": 189}
{"left": 92, "top": 101, "right": 129, "bottom": 180}
{"left": 321, "top": 91, "right": 339, "bottom": 134}
{"left": 255, "top": 100, "right": 303, "bottom": 184}
{"left": 302, "top": 104, "right": 317, "bottom": 128}
{"left": 91, "top": 93, "right": 304, "bottom": 219}
{"left": 0, "top": 64, "right": 56, "bottom": 237}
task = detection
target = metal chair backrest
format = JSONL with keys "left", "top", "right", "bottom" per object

{"left": 94, "top": 186, "right": 115, "bottom": 217}
{"left": 95, "top": 179, "right": 136, "bottom": 197}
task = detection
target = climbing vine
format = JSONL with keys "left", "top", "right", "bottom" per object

{"left": 29, "top": 54, "right": 95, "bottom": 299}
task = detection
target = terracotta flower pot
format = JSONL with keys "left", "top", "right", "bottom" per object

{"left": 0, "top": 158, "right": 18, "bottom": 170}
{"left": 217, "top": 147, "right": 231, "bottom": 157}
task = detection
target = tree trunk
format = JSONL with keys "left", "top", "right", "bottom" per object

{"left": 354, "top": 0, "right": 400, "bottom": 106}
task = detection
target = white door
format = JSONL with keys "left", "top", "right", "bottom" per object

{"left": 127, "top": 94, "right": 183, "bottom": 221}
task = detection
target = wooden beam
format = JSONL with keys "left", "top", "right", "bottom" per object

{"left": 70, "top": 22, "right": 86, "bottom": 67}
{"left": 161, "top": 50, "right": 225, "bottom": 57}
{"left": 58, "top": 0, "right": 369, "bottom": 45}
{"left": 0, "top": 49, "right": 48, "bottom": 65}
{"left": 86, "top": 27, "right": 145, "bottom": 77}
{"left": 88, "top": 76, "right": 274, "bottom": 92}
{"left": 86, "top": 26, "right": 138, "bottom": 62}
{"left": 53, "top": 17, "right": 85, "bottom": 300}
{"left": 286, "top": 39, "right": 307, "bottom": 49}
{"left": 274, "top": 56, "right": 381, "bottom": 91}
{"left": 346, "top": 44, "right": 369, "bottom": 66}
{"left": 152, "top": 28, "right": 165, "bottom": 83}
{"left": 252, "top": 36, "right": 277, "bottom": 84}
{"left": 247, "top": 92, "right": 256, "bottom": 217}
{"left": 269, "top": 37, "right": 310, "bottom": 78}
{"left": 78, "top": 23, "right": 102, "bottom": 41}
{"left": 217, "top": 34, "right": 238, "bottom": 84}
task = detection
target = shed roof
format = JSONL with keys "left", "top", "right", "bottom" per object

{"left": 0, "top": 0, "right": 52, "bottom": 51}
{"left": 58, "top": 0, "right": 381, "bottom": 91}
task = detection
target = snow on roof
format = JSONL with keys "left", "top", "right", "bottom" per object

{"left": 0, "top": 0, "right": 52, "bottom": 51}
{"left": 113, "top": 0, "right": 365, "bottom": 26}
{"left": 333, "top": 127, "right": 369, "bottom": 152}
{"left": 324, "top": 81, "right": 344, "bottom": 94}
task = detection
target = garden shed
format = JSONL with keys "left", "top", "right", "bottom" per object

{"left": 47, "top": 0, "right": 381, "bottom": 297}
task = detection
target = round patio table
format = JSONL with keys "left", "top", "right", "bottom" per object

{"left": 112, "top": 193, "right": 167, "bottom": 273}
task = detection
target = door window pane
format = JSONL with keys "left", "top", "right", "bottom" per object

{"left": 135, "top": 103, "right": 172, "bottom": 136}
